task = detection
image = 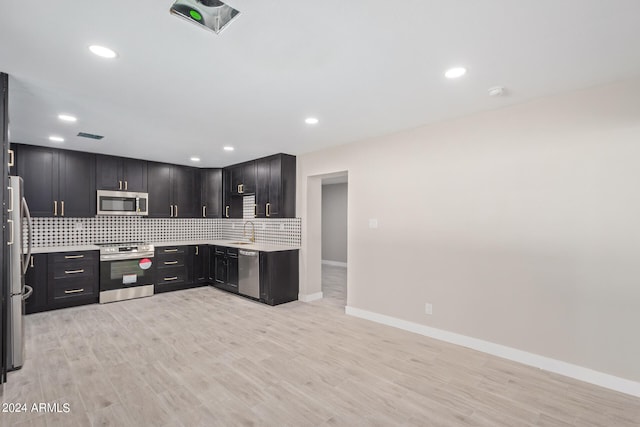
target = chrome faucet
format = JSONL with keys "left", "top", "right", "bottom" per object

{"left": 243, "top": 221, "right": 256, "bottom": 243}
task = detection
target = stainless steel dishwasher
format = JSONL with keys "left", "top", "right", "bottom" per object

{"left": 238, "top": 249, "right": 260, "bottom": 299}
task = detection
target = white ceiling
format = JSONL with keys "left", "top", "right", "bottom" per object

{"left": 1, "top": 0, "right": 640, "bottom": 167}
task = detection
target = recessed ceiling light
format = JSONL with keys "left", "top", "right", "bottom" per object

{"left": 58, "top": 114, "right": 77, "bottom": 122}
{"left": 445, "top": 67, "right": 467, "bottom": 79}
{"left": 88, "top": 45, "right": 118, "bottom": 59}
{"left": 223, "top": 146, "right": 234, "bottom": 151}
{"left": 49, "top": 136, "right": 64, "bottom": 142}
{"left": 190, "top": 156, "right": 201, "bottom": 162}
{"left": 305, "top": 117, "right": 319, "bottom": 125}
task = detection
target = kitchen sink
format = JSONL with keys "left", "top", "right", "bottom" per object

{"left": 229, "top": 241, "right": 253, "bottom": 245}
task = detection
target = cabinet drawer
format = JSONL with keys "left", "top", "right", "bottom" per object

{"left": 157, "top": 269, "right": 188, "bottom": 285}
{"left": 156, "top": 253, "right": 187, "bottom": 268}
{"left": 51, "top": 262, "right": 96, "bottom": 281}
{"left": 50, "top": 251, "right": 97, "bottom": 264}
{"left": 157, "top": 246, "right": 186, "bottom": 255}
{"left": 51, "top": 279, "right": 95, "bottom": 300}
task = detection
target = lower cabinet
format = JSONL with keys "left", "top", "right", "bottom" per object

{"left": 156, "top": 246, "right": 189, "bottom": 293}
{"left": 260, "top": 250, "right": 299, "bottom": 306}
{"left": 191, "top": 245, "right": 210, "bottom": 284}
{"left": 210, "top": 246, "right": 239, "bottom": 293}
{"left": 47, "top": 251, "right": 99, "bottom": 309}
{"left": 25, "top": 254, "right": 48, "bottom": 314}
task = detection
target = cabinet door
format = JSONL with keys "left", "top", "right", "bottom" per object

{"left": 16, "top": 145, "right": 58, "bottom": 217}
{"left": 172, "top": 165, "right": 197, "bottom": 218}
{"left": 222, "top": 168, "right": 232, "bottom": 217}
{"left": 213, "top": 249, "right": 227, "bottom": 285}
{"left": 96, "top": 155, "right": 123, "bottom": 190}
{"left": 122, "top": 158, "right": 147, "bottom": 192}
{"left": 227, "top": 255, "right": 238, "bottom": 290}
{"left": 255, "top": 158, "right": 270, "bottom": 217}
{"left": 191, "top": 245, "right": 209, "bottom": 284}
{"left": 230, "top": 165, "right": 243, "bottom": 195}
{"left": 25, "top": 254, "right": 48, "bottom": 314}
{"left": 147, "top": 162, "right": 172, "bottom": 217}
{"left": 201, "top": 169, "right": 222, "bottom": 218}
{"left": 58, "top": 151, "right": 96, "bottom": 217}
{"left": 242, "top": 161, "right": 257, "bottom": 194}
{"left": 266, "top": 155, "right": 283, "bottom": 217}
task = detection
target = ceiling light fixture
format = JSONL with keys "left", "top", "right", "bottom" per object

{"left": 305, "top": 117, "right": 319, "bottom": 125}
{"left": 49, "top": 136, "right": 64, "bottom": 142}
{"left": 223, "top": 146, "right": 234, "bottom": 151}
{"left": 445, "top": 67, "right": 467, "bottom": 79}
{"left": 190, "top": 156, "right": 201, "bottom": 162}
{"left": 88, "top": 45, "right": 118, "bottom": 59}
{"left": 58, "top": 114, "right": 77, "bottom": 122}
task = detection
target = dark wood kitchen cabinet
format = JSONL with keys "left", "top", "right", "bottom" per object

{"left": 155, "top": 245, "right": 190, "bottom": 292}
{"left": 47, "top": 250, "right": 99, "bottom": 309}
{"left": 259, "top": 250, "right": 299, "bottom": 306}
{"left": 200, "top": 168, "right": 222, "bottom": 218}
{"left": 96, "top": 154, "right": 147, "bottom": 192}
{"left": 24, "top": 254, "right": 48, "bottom": 314}
{"left": 190, "top": 245, "right": 210, "bottom": 284}
{"left": 15, "top": 144, "right": 96, "bottom": 217}
{"left": 147, "top": 162, "right": 198, "bottom": 218}
{"left": 210, "top": 246, "right": 238, "bottom": 293}
{"left": 228, "top": 161, "right": 256, "bottom": 196}
{"left": 256, "top": 154, "right": 296, "bottom": 218}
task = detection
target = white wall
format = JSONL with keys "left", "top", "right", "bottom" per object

{"left": 297, "top": 77, "right": 640, "bottom": 384}
{"left": 322, "top": 183, "right": 348, "bottom": 264}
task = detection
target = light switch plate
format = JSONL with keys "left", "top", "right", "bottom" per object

{"left": 369, "top": 219, "right": 378, "bottom": 229}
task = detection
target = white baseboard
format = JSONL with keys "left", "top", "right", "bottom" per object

{"left": 322, "top": 260, "right": 347, "bottom": 267}
{"left": 299, "top": 292, "right": 323, "bottom": 302}
{"left": 345, "top": 306, "right": 640, "bottom": 398}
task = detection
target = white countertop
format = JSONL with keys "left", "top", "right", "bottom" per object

{"left": 28, "top": 240, "right": 299, "bottom": 254}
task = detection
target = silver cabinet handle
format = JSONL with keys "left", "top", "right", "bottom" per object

{"left": 7, "top": 186, "right": 13, "bottom": 212}
{"left": 65, "top": 269, "right": 85, "bottom": 274}
{"left": 8, "top": 149, "right": 14, "bottom": 167}
{"left": 174, "top": 205, "right": 178, "bottom": 217}
{"left": 164, "top": 276, "right": 178, "bottom": 281}
{"left": 61, "top": 200, "right": 65, "bottom": 217}
{"left": 64, "top": 255, "right": 84, "bottom": 259}
{"left": 202, "top": 206, "right": 206, "bottom": 217}
{"left": 225, "top": 206, "right": 229, "bottom": 218}
{"left": 30, "top": 256, "right": 34, "bottom": 268}
{"left": 195, "top": 246, "right": 199, "bottom": 256}
{"left": 64, "top": 288, "right": 84, "bottom": 294}
{"left": 7, "top": 219, "right": 14, "bottom": 245}
{"left": 170, "top": 205, "right": 174, "bottom": 217}
{"left": 164, "top": 248, "right": 179, "bottom": 253}
{"left": 124, "top": 181, "right": 128, "bottom": 191}
{"left": 164, "top": 261, "right": 178, "bottom": 265}
{"left": 266, "top": 203, "right": 271, "bottom": 217}
{"left": 54, "top": 200, "right": 58, "bottom": 216}
{"left": 119, "top": 180, "right": 123, "bottom": 190}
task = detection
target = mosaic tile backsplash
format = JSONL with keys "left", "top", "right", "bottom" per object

{"left": 27, "top": 217, "right": 301, "bottom": 248}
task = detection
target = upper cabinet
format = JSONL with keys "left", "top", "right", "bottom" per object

{"left": 223, "top": 154, "right": 296, "bottom": 219}
{"left": 96, "top": 155, "right": 147, "bottom": 192}
{"left": 200, "top": 168, "right": 222, "bottom": 218}
{"left": 256, "top": 154, "right": 296, "bottom": 218}
{"left": 16, "top": 144, "right": 96, "bottom": 217}
{"left": 147, "top": 162, "right": 198, "bottom": 218}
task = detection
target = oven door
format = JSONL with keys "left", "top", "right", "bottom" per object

{"left": 100, "top": 257, "right": 155, "bottom": 292}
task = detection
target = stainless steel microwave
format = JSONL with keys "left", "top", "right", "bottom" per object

{"left": 97, "top": 190, "right": 149, "bottom": 216}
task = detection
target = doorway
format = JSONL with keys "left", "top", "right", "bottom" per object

{"left": 321, "top": 175, "right": 348, "bottom": 309}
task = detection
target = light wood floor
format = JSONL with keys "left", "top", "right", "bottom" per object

{"left": 1, "top": 268, "right": 639, "bottom": 426}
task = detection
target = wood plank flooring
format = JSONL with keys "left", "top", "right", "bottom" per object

{"left": 1, "top": 266, "right": 639, "bottom": 426}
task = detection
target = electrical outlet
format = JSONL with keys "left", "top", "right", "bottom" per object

{"left": 369, "top": 219, "right": 379, "bottom": 229}
{"left": 232, "top": 223, "right": 236, "bottom": 229}
{"left": 74, "top": 222, "right": 84, "bottom": 231}
{"left": 262, "top": 223, "right": 266, "bottom": 230}
{"left": 425, "top": 303, "right": 433, "bottom": 315}
{"left": 279, "top": 224, "right": 285, "bottom": 230}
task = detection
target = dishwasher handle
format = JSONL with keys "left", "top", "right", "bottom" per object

{"left": 239, "top": 250, "right": 258, "bottom": 257}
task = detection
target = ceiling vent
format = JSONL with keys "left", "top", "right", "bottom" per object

{"left": 77, "top": 132, "right": 104, "bottom": 140}
{"left": 170, "top": 0, "right": 240, "bottom": 34}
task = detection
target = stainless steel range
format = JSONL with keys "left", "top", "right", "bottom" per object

{"left": 98, "top": 242, "right": 155, "bottom": 303}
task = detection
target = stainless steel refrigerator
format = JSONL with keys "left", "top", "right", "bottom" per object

{"left": 6, "top": 176, "right": 32, "bottom": 371}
